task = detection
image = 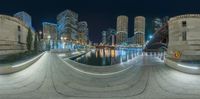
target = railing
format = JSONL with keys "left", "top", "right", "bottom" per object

{"left": 142, "top": 51, "right": 166, "bottom": 61}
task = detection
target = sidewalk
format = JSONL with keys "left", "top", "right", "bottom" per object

{"left": 0, "top": 52, "right": 45, "bottom": 74}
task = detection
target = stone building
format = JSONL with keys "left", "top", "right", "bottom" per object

{"left": 14, "top": 11, "right": 35, "bottom": 50}
{"left": 0, "top": 15, "right": 30, "bottom": 57}
{"left": 166, "top": 14, "right": 200, "bottom": 61}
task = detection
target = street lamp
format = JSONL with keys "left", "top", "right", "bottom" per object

{"left": 149, "top": 35, "right": 153, "bottom": 39}
{"left": 39, "top": 31, "right": 42, "bottom": 40}
{"left": 64, "top": 37, "right": 67, "bottom": 40}
{"left": 61, "top": 37, "right": 64, "bottom": 40}
{"left": 47, "top": 35, "right": 51, "bottom": 50}
{"left": 47, "top": 35, "right": 51, "bottom": 39}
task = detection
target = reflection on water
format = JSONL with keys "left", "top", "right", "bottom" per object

{"left": 73, "top": 48, "right": 142, "bottom": 66}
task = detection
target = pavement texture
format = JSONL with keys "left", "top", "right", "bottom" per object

{"left": 0, "top": 52, "right": 200, "bottom": 99}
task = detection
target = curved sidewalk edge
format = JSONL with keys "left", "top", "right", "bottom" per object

{"left": 0, "top": 52, "right": 45, "bottom": 74}
{"left": 165, "top": 58, "right": 200, "bottom": 74}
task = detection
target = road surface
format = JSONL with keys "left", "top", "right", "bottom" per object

{"left": 0, "top": 52, "right": 200, "bottom": 99}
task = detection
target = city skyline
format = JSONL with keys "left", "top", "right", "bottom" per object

{"left": 0, "top": 0, "right": 200, "bottom": 43}
{"left": 1, "top": 1, "right": 200, "bottom": 99}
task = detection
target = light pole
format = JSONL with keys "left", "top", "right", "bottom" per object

{"left": 47, "top": 35, "right": 51, "bottom": 50}
{"left": 39, "top": 31, "right": 42, "bottom": 41}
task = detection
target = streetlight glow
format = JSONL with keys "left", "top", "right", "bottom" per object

{"left": 149, "top": 35, "right": 153, "bottom": 39}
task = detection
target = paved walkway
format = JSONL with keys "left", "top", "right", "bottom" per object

{"left": 0, "top": 52, "right": 200, "bottom": 99}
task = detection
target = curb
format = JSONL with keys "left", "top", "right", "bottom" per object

{"left": 0, "top": 52, "right": 45, "bottom": 74}
{"left": 165, "top": 58, "right": 200, "bottom": 74}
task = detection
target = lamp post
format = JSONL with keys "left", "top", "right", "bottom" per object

{"left": 39, "top": 31, "right": 42, "bottom": 41}
{"left": 47, "top": 35, "right": 51, "bottom": 50}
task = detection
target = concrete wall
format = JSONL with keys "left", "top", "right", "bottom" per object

{"left": 0, "top": 15, "right": 29, "bottom": 56}
{"left": 167, "top": 14, "right": 200, "bottom": 61}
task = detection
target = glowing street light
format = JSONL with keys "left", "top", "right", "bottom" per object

{"left": 47, "top": 35, "right": 51, "bottom": 39}
{"left": 149, "top": 35, "right": 153, "bottom": 39}
{"left": 39, "top": 31, "right": 42, "bottom": 35}
{"left": 60, "top": 37, "right": 63, "bottom": 40}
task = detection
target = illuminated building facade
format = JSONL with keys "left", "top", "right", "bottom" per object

{"left": 77, "top": 21, "right": 88, "bottom": 45}
{"left": 134, "top": 16, "right": 145, "bottom": 47}
{"left": 101, "top": 28, "right": 116, "bottom": 45}
{"left": 152, "top": 17, "right": 163, "bottom": 33}
{"left": 42, "top": 22, "right": 58, "bottom": 49}
{"left": 116, "top": 15, "right": 128, "bottom": 45}
{"left": 57, "top": 9, "right": 78, "bottom": 50}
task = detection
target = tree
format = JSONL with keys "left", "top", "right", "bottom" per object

{"left": 27, "top": 28, "right": 33, "bottom": 51}
{"left": 34, "top": 33, "right": 38, "bottom": 52}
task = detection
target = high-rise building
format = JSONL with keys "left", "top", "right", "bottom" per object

{"left": 77, "top": 21, "right": 88, "bottom": 45}
{"left": 152, "top": 17, "right": 163, "bottom": 33}
{"left": 101, "top": 31, "right": 107, "bottom": 44}
{"left": 106, "top": 28, "right": 116, "bottom": 45}
{"left": 57, "top": 9, "right": 78, "bottom": 42}
{"left": 14, "top": 11, "right": 32, "bottom": 29}
{"left": 134, "top": 16, "right": 145, "bottom": 47}
{"left": 101, "top": 28, "right": 116, "bottom": 45}
{"left": 163, "top": 16, "right": 169, "bottom": 24}
{"left": 42, "top": 22, "right": 58, "bottom": 49}
{"left": 57, "top": 9, "right": 78, "bottom": 50}
{"left": 116, "top": 15, "right": 128, "bottom": 45}
{"left": 43, "top": 22, "right": 58, "bottom": 40}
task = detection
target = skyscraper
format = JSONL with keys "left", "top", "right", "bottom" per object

{"left": 42, "top": 22, "right": 58, "bottom": 49}
{"left": 116, "top": 15, "right": 128, "bottom": 45}
{"left": 57, "top": 9, "right": 78, "bottom": 50}
{"left": 101, "top": 31, "right": 107, "bottom": 44}
{"left": 107, "top": 28, "right": 116, "bottom": 45}
{"left": 152, "top": 17, "right": 163, "bottom": 33}
{"left": 57, "top": 9, "right": 78, "bottom": 42}
{"left": 134, "top": 16, "right": 145, "bottom": 47}
{"left": 77, "top": 21, "right": 89, "bottom": 45}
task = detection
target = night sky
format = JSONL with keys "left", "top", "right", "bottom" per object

{"left": 0, "top": 0, "right": 200, "bottom": 43}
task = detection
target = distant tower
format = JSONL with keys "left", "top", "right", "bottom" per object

{"left": 116, "top": 15, "right": 128, "bottom": 45}
{"left": 101, "top": 31, "right": 107, "bottom": 45}
{"left": 134, "top": 16, "right": 145, "bottom": 47}
{"left": 152, "top": 17, "right": 163, "bottom": 33}
{"left": 77, "top": 21, "right": 88, "bottom": 45}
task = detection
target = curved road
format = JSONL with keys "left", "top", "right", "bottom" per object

{"left": 0, "top": 52, "right": 200, "bottom": 99}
